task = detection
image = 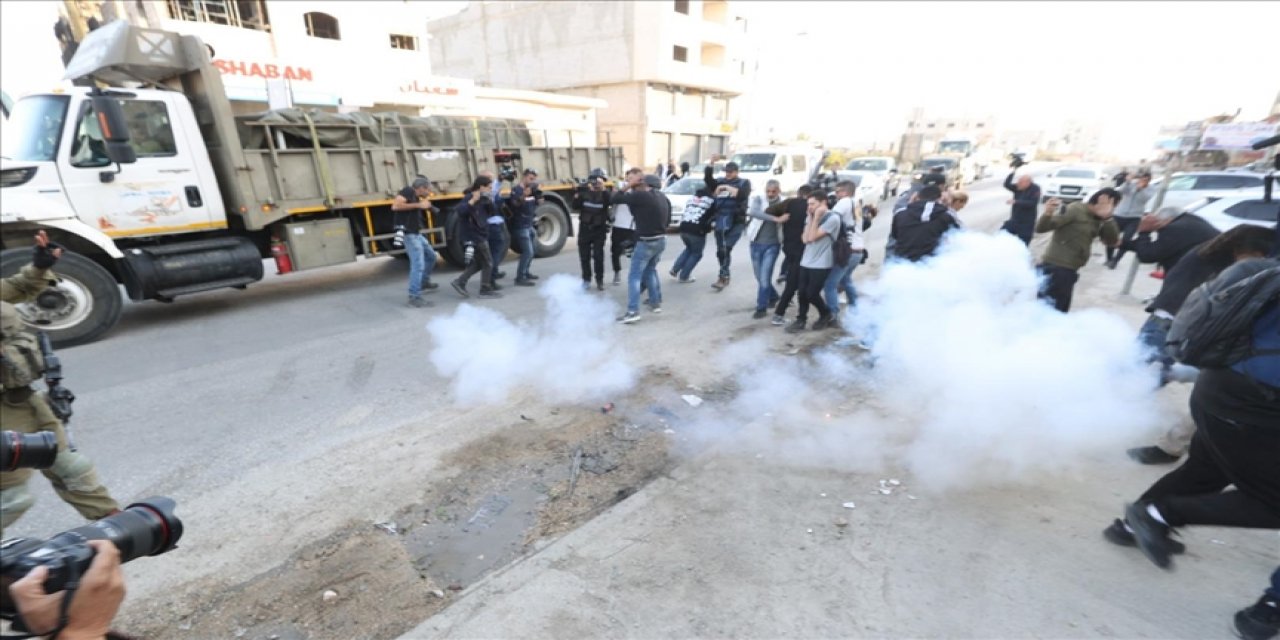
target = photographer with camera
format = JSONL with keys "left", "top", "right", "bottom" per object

{"left": 6, "top": 539, "right": 125, "bottom": 639}
{"left": 1001, "top": 161, "right": 1041, "bottom": 245}
{"left": 508, "top": 169, "right": 544, "bottom": 287}
{"left": 574, "top": 169, "right": 613, "bottom": 291}
{"left": 2, "top": 232, "right": 120, "bottom": 534}
{"left": 449, "top": 176, "right": 503, "bottom": 299}
{"left": 390, "top": 176, "right": 440, "bottom": 308}
{"left": 478, "top": 170, "right": 509, "bottom": 284}
{"left": 1033, "top": 190, "right": 1121, "bottom": 312}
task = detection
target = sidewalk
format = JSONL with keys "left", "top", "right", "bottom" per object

{"left": 400, "top": 256, "right": 1277, "bottom": 639}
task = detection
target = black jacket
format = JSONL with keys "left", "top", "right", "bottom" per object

{"left": 769, "top": 197, "right": 810, "bottom": 257}
{"left": 1133, "top": 213, "right": 1220, "bottom": 272}
{"left": 889, "top": 199, "right": 959, "bottom": 262}
{"left": 1002, "top": 172, "right": 1040, "bottom": 240}
{"left": 455, "top": 191, "right": 496, "bottom": 242}
{"left": 612, "top": 189, "right": 670, "bottom": 239}
{"left": 574, "top": 187, "right": 612, "bottom": 230}
{"left": 1147, "top": 242, "right": 1234, "bottom": 315}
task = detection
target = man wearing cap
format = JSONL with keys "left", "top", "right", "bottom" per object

{"left": 508, "top": 169, "right": 544, "bottom": 286}
{"left": 574, "top": 169, "right": 612, "bottom": 291}
{"left": 613, "top": 173, "right": 671, "bottom": 323}
{"left": 390, "top": 175, "right": 440, "bottom": 307}
{"left": 1001, "top": 170, "right": 1041, "bottom": 245}
{"left": 921, "top": 165, "right": 948, "bottom": 190}
{"left": 711, "top": 162, "right": 752, "bottom": 291}
{"left": 1106, "top": 171, "right": 1156, "bottom": 269}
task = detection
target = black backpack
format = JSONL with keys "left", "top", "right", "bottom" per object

{"left": 824, "top": 212, "right": 854, "bottom": 268}
{"left": 1166, "top": 261, "right": 1280, "bottom": 368}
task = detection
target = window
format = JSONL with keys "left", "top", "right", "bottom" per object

{"left": 71, "top": 100, "right": 177, "bottom": 168}
{"left": 1166, "top": 175, "right": 1197, "bottom": 191}
{"left": 1224, "top": 200, "right": 1280, "bottom": 222}
{"left": 673, "top": 46, "right": 688, "bottom": 62}
{"left": 304, "top": 12, "right": 340, "bottom": 40}
{"left": 1, "top": 95, "right": 69, "bottom": 163}
{"left": 926, "top": 123, "right": 935, "bottom": 128}
{"left": 791, "top": 155, "right": 806, "bottom": 173}
{"left": 674, "top": 0, "right": 689, "bottom": 14}
{"left": 706, "top": 97, "right": 728, "bottom": 121}
{"left": 166, "top": 0, "right": 270, "bottom": 31}
{"left": 947, "top": 123, "right": 955, "bottom": 128}
{"left": 700, "top": 42, "right": 725, "bottom": 68}
{"left": 1194, "top": 175, "right": 1258, "bottom": 190}
{"left": 389, "top": 34, "right": 418, "bottom": 50}
{"left": 976, "top": 122, "right": 985, "bottom": 128}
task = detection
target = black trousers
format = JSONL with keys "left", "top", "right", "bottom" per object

{"left": 774, "top": 251, "right": 803, "bottom": 316}
{"left": 611, "top": 227, "right": 634, "bottom": 274}
{"left": 456, "top": 236, "right": 495, "bottom": 289}
{"left": 1107, "top": 217, "right": 1142, "bottom": 262}
{"left": 579, "top": 224, "right": 608, "bottom": 283}
{"left": 1038, "top": 264, "right": 1079, "bottom": 312}
{"left": 796, "top": 266, "right": 831, "bottom": 322}
{"left": 1141, "top": 369, "right": 1280, "bottom": 529}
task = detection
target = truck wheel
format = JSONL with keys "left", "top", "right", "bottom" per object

{"left": 0, "top": 249, "right": 123, "bottom": 347}
{"left": 530, "top": 203, "right": 569, "bottom": 258}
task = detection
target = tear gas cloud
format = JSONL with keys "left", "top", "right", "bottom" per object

{"left": 427, "top": 274, "right": 636, "bottom": 405}
{"left": 687, "top": 231, "right": 1168, "bottom": 490}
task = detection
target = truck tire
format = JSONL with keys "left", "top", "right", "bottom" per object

{"left": 443, "top": 211, "right": 510, "bottom": 268}
{"left": 0, "top": 249, "right": 123, "bottom": 347}
{"left": 529, "top": 203, "right": 569, "bottom": 258}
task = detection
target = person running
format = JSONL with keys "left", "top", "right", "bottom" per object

{"left": 1001, "top": 170, "right": 1041, "bottom": 245}
{"left": 786, "top": 190, "right": 841, "bottom": 333}
{"left": 1106, "top": 171, "right": 1155, "bottom": 268}
{"left": 770, "top": 185, "right": 813, "bottom": 326}
{"left": 574, "top": 170, "right": 612, "bottom": 291}
{"left": 449, "top": 175, "right": 503, "bottom": 299}
{"left": 711, "top": 162, "right": 752, "bottom": 291}
{"left": 1034, "top": 190, "right": 1121, "bottom": 312}
{"left": 615, "top": 174, "right": 671, "bottom": 323}
{"left": 824, "top": 180, "right": 865, "bottom": 314}
{"left": 670, "top": 188, "right": 716, "bottom": 283}
{"left": 746, "top": 179, "right": 785, "bottom": 318}
{"left": 887, "top": 185, "right": 959, "bottom": 262}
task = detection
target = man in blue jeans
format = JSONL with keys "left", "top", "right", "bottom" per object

{"left": 746, "top": 179, "right": 785, "bottom": 318}
{"left": 481, "top": 170, "right": 508, "bottom": 284}
{"left": 824, "top": 181, "right": 865, "bottom": 315}
{"left": 615, "top": 174, "right": 671, "bottom": 323}
{"left": 508, "top": 168, "right": 543, "bottom": 286}
{"left": 390, "top": 176, "right": 439, "bottom": 307}
{"left": 711, "top": 162, "right": 751, "bottom": 291}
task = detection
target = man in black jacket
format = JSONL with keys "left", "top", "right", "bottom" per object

{"left": 574, "top": 170, "right": 612, "bottom": 291}
{"left": 614, "top": 174, "right": 671, "bottom": 323}
{"left": 711, "top": 162, "right": 752, "bottom": 291}
{"left": 768, "top": 185, "right": 813, "bottom": 326}
{"left": 887, "top": 185, "right": 959, "bottom": 262}
{"left": 450, "top": 176, "right": 503, "bottom": 299}
{"left": 1001, "top": 171, "right": 1040, "bottom": 244}
{"left": 1131, "top": 208, "right": 1221, "bottom": 274}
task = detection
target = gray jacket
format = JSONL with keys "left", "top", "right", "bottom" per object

{"left": 1114, "top": 180, "right": 1154, "bottom": 219}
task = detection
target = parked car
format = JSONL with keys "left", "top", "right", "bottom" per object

{"left": 661, "top": 176, "right": 707, "bottom": 228}
{"left": 833, "top": 170, "right": 887, "bottom": 204}
{"left": 1147, "top": 171, "right": 1267, "bottom": 211}
{"left": 1182, "top": 195, "right": 1277, "bottom": 232}
{"left": 1041, "top": 165, "right": 1111, "bottom": 203}
{"left": 844, "top": 156, "right": 899, "bottom": 199}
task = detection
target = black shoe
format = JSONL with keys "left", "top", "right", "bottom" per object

{"left": 407, "top": 296, "right": 433, "bottom": 308}
{"left": 1124, "top": 502, "right": 1176, "bottom": 570}
{"left": 1105, "top": 258, "right": 1120, "bottom": 270}
{"left": 1102, "top": 519, "right": 1186, "bottom": 554}
{"left": 489, "top": 283, "right": 504, "bottom": 291}
{"left": 1127, "top": 446, "right": 1181, "bottom": 465}
{"left": 479, "top": 288, "right": 503, "bottom": 298}
{"left": 527, "top": 273, "right": 540, "bottom": 280}
{"left": 752, "top": 309, "right": 768, "bottom": 319}
{"left": 612, "top": 272, "right": 622, "bottom": 285}
{"left": 494, "top": 271, "right": 507, "bottom": 280}
{"left": 596, "top": 279, "right": 605, "bottom": 291}
{"left": 450, "top": 280, "right": 469, "bottom": 298}
{"left": 812, "top": 316, "right": 836, "bottom": 331}
{"left": 422, "top": 281, "right": 440, "bottom": 291}
{"left": 515, "top": 279, "right": 535, "bottom": 287}
{"left": 1235, "top": 595, "right": 1280, "bottom": 640}
{"left": 785, "top": 319, "right": 807, "bottom": 334}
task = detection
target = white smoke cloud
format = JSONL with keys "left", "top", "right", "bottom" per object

{"left": 427, "top": 274, "right": 636, "bottom": 405}
{"left": 683, "top": 231, "right": 1169, "bottom": 490}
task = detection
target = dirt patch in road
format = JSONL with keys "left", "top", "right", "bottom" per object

{"left": 117, "top": 370, "right": 684, "bottom": 639}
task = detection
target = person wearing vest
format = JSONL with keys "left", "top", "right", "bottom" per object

{"left": 2, "top": 232, "right": 120, "bottom": 533}
{"left": 574, "top": 170, "right": 612, "bottom": 291}
{"left": 1034, "top": 190, "right": 1122, "bottom": 312}
{"left": 711, "top": 162, "right": 752, "bottom": 291}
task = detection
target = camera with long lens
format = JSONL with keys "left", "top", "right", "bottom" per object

{"left": 1009, "top": 153, "right": 1027, "bottom": 169}
{"left": 498, "top": 165, "right": 518, "bottom": 183}
{"left": 1, "top": 430, "right": 58, "bottom": 471}
{"left": 0, "top": 497, "right": 183, "bottom": 614}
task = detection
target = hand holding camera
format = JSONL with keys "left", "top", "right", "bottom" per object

{"left": 32, "top": 231, "right": 63, "bottom": 269}
{"left": 8, "top": 540, "right": 124, "bottom": 639}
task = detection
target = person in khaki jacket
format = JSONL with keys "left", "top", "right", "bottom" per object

{"left": 1034, "top": 189, "right": 1122, "bottom": 312}
{"left": 2, "top": 231, "right": 119, "bottom": 533}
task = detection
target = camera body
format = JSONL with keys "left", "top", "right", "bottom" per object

{"left": 0, "top": 497, "right": 183, "bottom": 608}
{"left": 1, "top": 430, "right": 58, "bottom": 471}
{"left": 498, "top": 165, "right": 518, "bottom": 183}
{"left": 1009, "top": 153, "right": 1027, "bottom": 169}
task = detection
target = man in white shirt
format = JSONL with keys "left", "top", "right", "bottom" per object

{"left": 823, "top": 181, "right": 865, "bottom": 313}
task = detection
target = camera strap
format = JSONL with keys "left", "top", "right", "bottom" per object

{"left": 0, "top": 556, "right": 80, "bottom": 640}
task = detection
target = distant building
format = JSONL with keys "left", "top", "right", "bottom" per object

{"left": 429, "top": 1, "right": 748, "bottom": 169}
{"left": 77, "top": 0, "right": 603, "bottom": 145}
{"left": 898, "top": 108, "right": 998, "bottom": 165}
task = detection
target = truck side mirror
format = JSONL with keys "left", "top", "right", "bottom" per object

{"left": 89, "top": 93, "right": 135, "bottom": 182}
{"left": 772, "top": 165, "right": 783, "bottom": 175}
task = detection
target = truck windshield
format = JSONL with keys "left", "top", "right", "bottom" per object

{"left": 730, "top": 153, "right": 776, "bottom": 173}
{"left": 922, "top": 158, "right": 956, "bottom": 170}
{"left": 937, "top": 141, "right": 971, "bottom": 154}
{"left": 2, "top": 95, "right": 69, "bottom": 162}
{"left": 846, "top": 159, "right": 889, "bottom": 171}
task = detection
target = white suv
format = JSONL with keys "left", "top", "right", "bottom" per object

{"left": 1041, "top": 165, "right": 1110, "bottom": 203}
{"left": 1148, "top": 171, "right": 1267, "bottom": 211}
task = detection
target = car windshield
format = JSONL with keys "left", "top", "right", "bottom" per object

{"left": 1, "top": 95, "right": 69, "bottom": 162}
{"left": 730, "top": 153, "right": 775, "bottom": 173}
{"left": 1056, "top": 169, "right": 1097, "bottom": 179}
{"left": 921, "top": 158, "right": 956, "bottom": 170}
{"left": 663, "top": 177, "right": 705, "bottom": 195}
{"left": 1167, "top": 175, "right": 1197, "bottom": 190}
{"left": 846, "top": 158, "right": 889, "bottom": 172}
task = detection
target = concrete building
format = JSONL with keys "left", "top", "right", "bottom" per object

{"left": 897, "top": 108, "right": 998, "bottom": 165}
{"left": 72, "top": 0, "right": 603, "bottom": 145}
{"left": 428, "top": 1, "right": 749, "bottom": 169}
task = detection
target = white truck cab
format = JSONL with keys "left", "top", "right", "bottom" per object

{"left": 728, "top": 146, "right": 822, "bottom": 195}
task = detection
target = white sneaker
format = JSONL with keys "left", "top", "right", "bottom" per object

{"left": 617, "top": 311, "right": 641, "bottom": 324}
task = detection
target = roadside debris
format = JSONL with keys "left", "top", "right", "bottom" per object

{"left": 834, "top": 518, "right": 849, "bottom": 528}
{"left": 431, "top": 589, "right": 446, "bottom": 599}
{"left": 601, "top": 402, "right": 615, "bottom": 414}
{"left": 322, "top": 590, "right": 338, "bottom": 602}
{"left": 373, "top": 521, "right": 399, "bottom": 535}
{"left": 681, "top": 394, "right": 704, "bottom": 407}
{"left": 568, "top": 446, "right": 584, "bottom": 497}
{"left": 877, "top": 480, "right": 894, "bottom": 495}
{"left": 520, "top": 414, "right": 534, "bottom": 422}
{"left": 842, "top": 502, "right": 857, "bottom": 509}
{"left": 447, "top": 584, "right": 464, "bottom": 592}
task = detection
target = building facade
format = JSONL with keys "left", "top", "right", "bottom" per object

{"left": 428, "top": 0, "right": 748, "bottom": 169}
{"left": 83, "top": 0, "right": 602, "bottom": 145}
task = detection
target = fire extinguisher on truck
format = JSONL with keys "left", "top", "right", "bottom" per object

{"left": 269, "top": 236, "right": 293, "bottom": 275}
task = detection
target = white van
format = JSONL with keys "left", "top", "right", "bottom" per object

{"left": 728, "top": 146, "right": 822, "bottom": 195}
